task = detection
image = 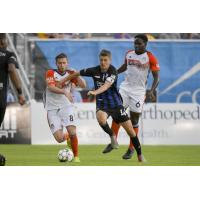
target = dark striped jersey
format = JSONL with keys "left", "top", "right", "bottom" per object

{"left": 80, "top": 65, "right": 123, "bottom": 110}
{"left": 0, "top": 48, "right": 18, "bottom": 108}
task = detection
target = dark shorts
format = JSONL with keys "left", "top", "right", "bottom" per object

{"left": 0, "top": 107, "right": 6, "bottom": 127}
{"left": 96, "top": 106, "right": 129, "bottom": 124}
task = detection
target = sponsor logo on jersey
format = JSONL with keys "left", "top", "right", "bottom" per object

{"left": 128, "top": 59, "right": 149, "bottom": 68}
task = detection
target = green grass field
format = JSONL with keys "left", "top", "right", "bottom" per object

{"left": 1, "top": 144, "right": 200, "bottom": 166}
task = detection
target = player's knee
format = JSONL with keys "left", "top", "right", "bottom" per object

{"left": 69, "top": 131, "right": 76, "bottom": 137}
{"left": 97, "top": 116, "right": 107, "bottom": 126}
{"left": 131, "top": 118, "right": 139, "bottom": 126}
{"left": 54, "top": 131, "right": 64, "bottom": 143}
{"left": 96, "top": 111, "right": 107, "bottom": 125}
{"left": 130, "top": 113, "right": 140, "bottom": 126}
{"left": 98, "top": 120, "right": 107, "bottom": 126}
{"left": 67, "top": 125, "right": 76, "bottom": 136}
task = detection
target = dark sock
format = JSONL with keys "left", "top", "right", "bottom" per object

{"left": 100, "top": 123, "right": 114, "bottom": 137}
{"left": 130, "top": 136, "right": 142, "bottom": 155}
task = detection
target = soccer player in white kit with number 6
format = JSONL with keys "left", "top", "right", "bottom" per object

{"left": 111, "top": 34, "right": 160, "bottom": 159}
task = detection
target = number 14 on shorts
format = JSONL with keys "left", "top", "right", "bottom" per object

{"left": 120, "top": 108, "right": 127, "bottom": 116}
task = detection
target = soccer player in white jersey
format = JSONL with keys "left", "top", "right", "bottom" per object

{"left": 110, "top": 34, "right": 160, "bottom": 159}
{"left": 44, "top": 53, "right": 86, "bottom": 162}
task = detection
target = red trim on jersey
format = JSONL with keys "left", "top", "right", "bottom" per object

{"left": 147, "top": 51, "right": 160, "bottom": 71}
{"left": 46, "top": 70, "right": 56, "bottom": 86}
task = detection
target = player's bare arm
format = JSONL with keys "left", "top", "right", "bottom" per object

{"left": 87, "top": 81, "right": 112, "bottom": 96}
{"left": 46, "top": 75, "right": 73, "bottom": 102}
{"left": 47, "top": 84, "right": 66, "bottom": 94}
{"left": 8, "top": 63, "right": 25, "bottom": 105}
{"left": 117, "top": 63, "right": 127, "bottom": 74}
{"left": 57, "top": 71, "right": 80, "bottom": 88}
{"left": 148, "top": 70, "right": 160, "bottom": 101}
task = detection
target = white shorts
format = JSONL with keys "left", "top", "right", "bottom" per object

{"left": 47, "top": 106, "right": 76, "bottom": 134}
{"left": 119, "top": 88, "right": 145, "bottom": 113}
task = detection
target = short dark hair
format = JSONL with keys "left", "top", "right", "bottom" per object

{"left": 55, "top": 53, "right": 68, "bottom": 62}
{"left": 99, "top": 49, "right": 111, "bottom": 57}
{"left": 135, "top": 34, "right": 148, "bottom": 44}
{"left": 0, "top": 33, "right": 6, "bottom": 40}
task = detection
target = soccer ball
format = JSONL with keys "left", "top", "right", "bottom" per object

{"left": 58, "top": 148, "right": 74, "bottom": 162}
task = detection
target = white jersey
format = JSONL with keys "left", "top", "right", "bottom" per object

{"left": 120, "top": 50, "right": 160, "bottom": 96}
{"left": 44, "top": 69, "right": 78, "bottom": 111}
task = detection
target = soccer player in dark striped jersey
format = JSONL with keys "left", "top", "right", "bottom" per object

{"left": 57, "top": 49, "right": 145, "bottom": 162}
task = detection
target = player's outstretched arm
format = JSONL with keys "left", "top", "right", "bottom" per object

{"left": 8, "top": 63, "right": 25, "bottom": 105}
{"left": 47, "top": 85, "right": 66, "bottom": 94}
{"left": 88, "top": 81, "right": 112, "bottom": 96}
{"left": 58, "top": 72, "right": 81, "bottom": 88}
{"left": 117, "top": 64, "right": 127, "bottom": 74}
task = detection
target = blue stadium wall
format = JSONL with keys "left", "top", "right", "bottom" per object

{"left": 36, "top": 40, "right": 200, "bottom": 103}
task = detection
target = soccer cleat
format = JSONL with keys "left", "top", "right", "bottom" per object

{"left": 137, "top": 154, "right": 147, "bottom": 162}
{"left": 73, "top": 156, "right": 81, "bottom": 163}
{"left": 102, "top": 143, "right": 114, "bottom": 154}
{"left": 0, "top": 154, "right": 6, "bottom": 166}
{"left": 122, "top": 148, "right": 134, "bottom": 160}
{"left": 103, "top": 136, "right": 119, "bottom": 154}
{"left": 110, "top": 135, "right": 119, "bottom": 149}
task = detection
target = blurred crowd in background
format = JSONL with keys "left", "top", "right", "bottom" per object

{"left": 36, "top": 33, "right": 200, "bottom": 40}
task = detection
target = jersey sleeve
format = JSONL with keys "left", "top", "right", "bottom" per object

{"left": 7, "top": 52, "right": 19, "bottom": 68}
{"left": 147, "top": 52, "right": 160, "bottom": 71}
{"left": 106, "top": 66, "right": 117, "bottom": 84}
{"left": 45, "top": 70, "right": 55, "bottom": 86}
{"left": 80, "top": 67, "right": 95, "bottom": 77}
